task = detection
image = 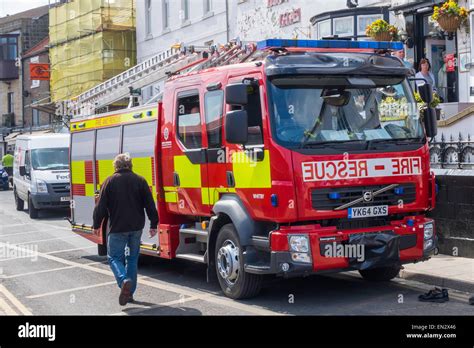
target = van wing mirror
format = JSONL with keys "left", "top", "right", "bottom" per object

{"left": 225, "top": 84, "right": 248, "bottom": 105}
{"left": 19, "top": 166, "right": 27, "bottom": 176}
{"left": 225, "top": 110, "right": 248, "bottom": 144}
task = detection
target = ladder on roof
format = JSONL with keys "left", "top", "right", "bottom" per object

{"left": 71, "top": 41, "right": 258, "bottom": 117}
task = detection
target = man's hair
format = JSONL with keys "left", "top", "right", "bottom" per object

{"left": 113, "top": 153, "right": 133, "bottom": 171}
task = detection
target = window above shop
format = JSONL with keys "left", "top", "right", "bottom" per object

{"left": 311, "top": 7, "right": 389, "bottom": 40}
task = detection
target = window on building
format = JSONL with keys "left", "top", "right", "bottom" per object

{"left": 177, "top": 91, "right": 202, "bottom": 149}
{"left": 204, "top": 0, "right": 212, "bottom": 14}
{"left": 163, "top": 0, "right": 170, "bottom": 29}
{"left": 316, "top": 19, "right": 331, "bottom": 39}
{"left": 0, "top": 36, "right": 18, "bottom": 61}
{"left": 146, "top": 0, "right": 152, "bottom": 36}
{"left": 333, "top": 16, "right": 354, "bottom": 37}
{"left": 182, "top": 0, "right": 190, "bottom": 21}
{"left": 33, "top": 109, "right": 40, "bottom": 126}
{"left": 358, "top": 14, "right": 383, "bottom": 36}
{"left": 204, "top": 90, "right": 223, "bottom": 149}
{"left": 7, "top": 93, "right": 14, "bottom": 114}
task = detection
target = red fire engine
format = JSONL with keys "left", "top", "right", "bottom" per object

{"left": 70, "top": 39, "right": 438, "bottom": 299}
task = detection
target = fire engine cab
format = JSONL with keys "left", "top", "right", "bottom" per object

{"left": 70, "top": 39, "right": 438, "bottom": 299}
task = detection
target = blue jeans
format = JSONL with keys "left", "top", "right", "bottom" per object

{"left": 107, "top": 230, "right": 142, "bottom": 295}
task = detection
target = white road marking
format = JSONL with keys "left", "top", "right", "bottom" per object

{"left": 0, "top": 230, "right": 49, "bottom": 237}
{"left": 0, "top": 241, "right": 281, "bottom": 316}
{"left": 26, "top": 281, "right": 117, "bottom": 299}
{"left": 0, "top": 283, "right": 32, "bottom": 315}
{"left": 112, "top": 295, "right": 205, "bottom": 316}
{"left": 45, "top": 245, "right": 96, "bottom": 254}
{"left": 16, "top": 234, "right": 82, "bottom": 245}
{"left": 0, "top": 295, "right": 18, "bottom": 315}
{"left": 0, "top": 262, "right": 102, "bottom": 279}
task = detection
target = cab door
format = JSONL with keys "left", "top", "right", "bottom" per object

{"left": 173, "top": 88, "right": 212, "bottom": 216}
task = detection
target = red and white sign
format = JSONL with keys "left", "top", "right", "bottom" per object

{"left": 302, "top": 157, "right": 422, "bottom": 182}
{"left": 280, "top": 8, "right": 301, "bottom": 27}
{"left": 446, "top": 54, "right": 456, "bottom": 73}
{"left": 268, "top": 0, "right": 288, "bottom": 8}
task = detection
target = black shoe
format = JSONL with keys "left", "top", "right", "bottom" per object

{"left": 418, "top": 287, "right": 449, "bottom": 303}
{"left": 127, "top": 296, "right": 134, "bottom": 303}
{"left": 119, "top": 279, "right": 132, "bottom": 306}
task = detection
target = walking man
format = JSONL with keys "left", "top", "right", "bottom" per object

{"left": 93, "top": 153, "right": 158, "bottom": 305}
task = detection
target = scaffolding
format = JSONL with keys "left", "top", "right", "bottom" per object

{"left": 49, "top": 0, "right": 136, "bottom": 102}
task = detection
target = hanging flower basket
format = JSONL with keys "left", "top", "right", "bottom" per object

{"left": 366, "top": 19, "right": 399, "bottom": 41}
{"left": 373, "top": 32, "right": 393, "bottom": 42}
{"left": 437, "top": 14, "right": 462, "bottom": 33}
{"left": 432, "top": 1, "right": 468, "bottom": 33}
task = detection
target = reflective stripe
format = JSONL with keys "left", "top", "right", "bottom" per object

{"left": 71, "top": 161, "right": 85, "bottom": 184}
{"left": 164, "top": 192, "right": 178, "bottom": 203}
{"left": 97, "top": 160, "right": 114, "bottom": 186}
{"left": 232, "top": 150, "right": 271, "bottom": 188}
{"left": 174, "top": 155, "right": 201, "bottom": 188}
{"left": 202, "top": 187, "right": 237, "bottom": 205}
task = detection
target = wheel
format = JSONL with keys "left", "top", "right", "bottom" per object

{"left": 98, "top": 244, "right": 107, "bottom": 256}
{"left": 359, "top": 265, "right": 401, "bottom": 282}
{"left": 215, "top": 223, "right": 262, "bottom": 299}
{"left": 28, "top": 194, "right": 39, "bottom": 219}
{"left": 14, "top": 189, "right": 24, "bottom": 211}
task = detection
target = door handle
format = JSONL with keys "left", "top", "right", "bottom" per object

{"left": 173, "top": 172, "right": 180, "bottom": 187}
{"left": 226, "top": 171, "right": 235, "bottom": 188}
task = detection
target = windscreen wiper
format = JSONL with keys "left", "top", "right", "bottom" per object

{"left": 300, "top": 139, "right": 365, "bottom": 149}
{"left": 366, "top": 138, "right": 424, "bottom": 150}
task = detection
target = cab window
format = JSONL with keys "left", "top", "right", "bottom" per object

{"left": 246, "top": 84, "right": 263, "bottom": 146}
{"left": 177, "top": 91, "right": 202, "bottom": 149}
{"left": 204, "top": 90, "right": 224, "bottom": 149}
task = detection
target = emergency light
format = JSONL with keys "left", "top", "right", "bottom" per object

{"left": 257, "top": 39, "right": 404, "bottom": 51}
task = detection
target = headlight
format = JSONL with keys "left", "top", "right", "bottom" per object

{"left": 289, "top": 235, "right": 309, "bottom": 253}
{"left": 424, "top": 222, "right": 434, "bottom": 240}
{"left": 36, "top": 180, "right": 48, "bottom": 193}
{"left": 1, "top": 171, "right": 8, "bottom": 178}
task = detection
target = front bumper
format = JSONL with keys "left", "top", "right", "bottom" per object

{"left": 30, "top": 192, "right": 70, "bottom": 209}
{"left": 244, "top": 216, "right": 436, "bottom": 276}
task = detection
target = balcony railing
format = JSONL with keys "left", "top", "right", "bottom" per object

{"left": 430, "top": 133, "right": 474, "bottom": 169}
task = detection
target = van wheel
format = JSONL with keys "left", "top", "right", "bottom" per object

{"left": 14, "top": 189, "right": 24, "bottom": 211}
{"left": 359, "top": 265, "right": 401, "bottom": 282}
{"left": 98, "top": 244, "right": 107, "bottom": 256}
{"left": 28, "top": 194, "right": 39, "bottom": 219}
{"left": 215, "top": 223, "right": 262, "bottom": 299}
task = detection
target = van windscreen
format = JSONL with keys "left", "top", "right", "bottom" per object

{"left": 31, "top": 148, "right": 69, "bottom": 170}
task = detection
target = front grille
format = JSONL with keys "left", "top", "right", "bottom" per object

{"left": 50, "top": 183, "right": 71, "bottom": 194}
{"left": 312, "top": 183, "right": 416, "bottom": 211}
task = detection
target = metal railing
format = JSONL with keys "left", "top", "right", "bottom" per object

{"left": 430, "top": 133, "right": 474, "bottom": 169}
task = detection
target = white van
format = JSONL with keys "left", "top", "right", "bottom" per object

{"left": 13, "top": 134, "right": 70, "bottom": 219}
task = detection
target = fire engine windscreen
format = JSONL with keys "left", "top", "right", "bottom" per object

{"left": 268, "top": 76, "right": 423, "bottom": 148}
{"left": 31, "top": 148, "right": 69, "bottom": 170}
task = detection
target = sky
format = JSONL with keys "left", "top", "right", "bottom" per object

{"left": 0, "top": 0, "right": 50, "bottom": 17}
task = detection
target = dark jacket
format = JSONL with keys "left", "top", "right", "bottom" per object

{"left": 93, "top": 169, "right": 158, "bottom": 233}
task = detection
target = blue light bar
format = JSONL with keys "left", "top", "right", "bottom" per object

{"left": 257, "top": 39, "right": 403, "bottom": 51}
{"left": 328, "top": 192, "right": 341, "bottom": 200}
{"left": 394, "top": 187, "right": 405, "bottom": 195}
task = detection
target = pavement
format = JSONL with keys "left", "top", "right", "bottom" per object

{"left": 400, "top": 254, "right": 474, "bottom": 294}
{"left": 0, "top": 189, "right": 473, "bottom": 315}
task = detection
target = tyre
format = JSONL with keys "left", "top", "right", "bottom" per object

{"left": 215, "top": 223, "right": 262, "bottom": 299}
{"left": 14, "top": 189, "right": 24, "bottom": 211}
{"left": 28, "top": 194, "right": 39, "bottom": 219}
{"left": 98, "top": 244, "right": 107, "bottom": 256}
{"left": 359, "top": 265, "right": 401, "bottom": 282}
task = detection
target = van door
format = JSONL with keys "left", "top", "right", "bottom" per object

{"left": 18, "top": 149, "right": 32, "bottom": 201}
{"left": 122, "top": 120, "right": 158, "bottom": 248}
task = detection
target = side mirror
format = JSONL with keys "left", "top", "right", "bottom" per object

{"left": 418, "top": 83, "right": 433, "bottom": 104}
{"left": 423, "top": 107, "right": 438, "bottom": 138}
{"left": 225, "top": 84, "right": 248, "bottom": 105}
{"left": 225, "top": 110, "right": 248, "bottom": 144}
{"left": 19, "top": 166, "right": 27, "bottom": 176}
